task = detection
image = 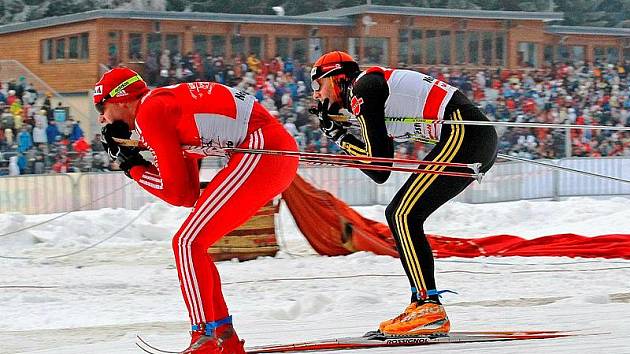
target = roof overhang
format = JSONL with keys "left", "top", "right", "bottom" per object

{"left": 300, "top": 4, "right": 564, "bottom": 22}
{"left": 546, "top": 25, "right": 630, "bottom": 37}
{"left": 0, "top": 10, "right": 354, "bottom": 35}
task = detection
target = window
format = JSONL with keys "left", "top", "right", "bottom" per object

{"left": 309, "top": 37, "right": 323, "bottom": 63}
{"left": 398, "top": 29, "right": 409, "bottom": 65}
{"left": 411, "top": 30, "right": 422, "bottom": 65}
{"left": 147, "top": 33, "right": 162, "bottom": 55}
{"left": 468, "top": 32, "right": 479, "bottom": 65}
{"left": 108, "top": 31, "right": 120, "bottom": 66}
{"left": 544, "top": 45, "right": 554, "bottom": 65}
{"left": 248, "top": 36, "right": 263, "bottom": 58}
{"left": 495, "top": 32, "right": 505, "bottom": 66}
{"left": 545, "top": 44, "right": 585, "bottom": 64}
{"left": 347, "top": 37, "right": 360, "bottom": 63}
{"left": 607, "top": 47, "right": 619, "bottom": 63}
{"left": 292, "top": 38, "right": 307, "bottom": 63}
{"left": 328, "top": 37, "right": 345, "bottom": 52}
{"left": 425, "top": 30, "right": 436, "bottom": 65}
{"left": 482, "top": 32, "right": 493, "bottom": 65}
{"left": 193, "top": 34, "right": 208, "bottom": 55}
{"left": 231, "top": 35, "right": 245, "bottom": 57}
{"left": 571, "top": 46, "right": 585, "bottom": 62}
{"left": 439, "top": 30, "right": 451, "bottom": 65}
{"left": 364, "top": 37, "right": 389, "bottom": 65}
{"left": 211, "top": 35, "right": 225, "bottom": 57}
{"left": 68, "top": 36, "right": 78, "bottom": 59}
{"left": 518, "top": 42, "right": 538, "bottom": 67}
{"left": 80, "top": 33, "right": 89, "bottom": 59}
{"left": 165, "top": 34, "right": 181, "bottom": 55}
{"left": 108, "top": 43, "right": 119, "bottom": 64}
{"left": 276, "top": 37, "right": 289, "bottom": 59}
{"left": 42, "top": 33, "right": 88, "bottom": 63}
{"left": 41, "top": 39, "right": 53, "bottom": 62}
{"left": 129, "top": 33, "right": 143, "bottom": 60}
{"left": 594, "top": 47, "right": 606, "bottom": 62}
{"left": 455, "top": 31, "right": 465, "bottom": 64}
{"left": 56, "top": 38, "right": 66, "bottom": 59}
{"left": 556, "top": 45, "right": 570, "bottom": 63}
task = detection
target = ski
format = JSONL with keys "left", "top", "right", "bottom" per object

{"left": 136, "top": 335, "right": 181, "bottom": 354}
{"left": 245, "top": 330, "right": 578, "bottom": 353}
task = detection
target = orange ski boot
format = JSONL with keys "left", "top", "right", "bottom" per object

{"left": 380, "top": 302, "right": 450, "bottom": 336}
{"left": 378, "top": 302, "right": 419, "bottom": 333}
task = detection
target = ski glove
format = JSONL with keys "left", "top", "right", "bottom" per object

{"left": 310, "top": 98, "right": 347, "bottom": 145}
{"left": 101, "top": 120, "right": 150, "bottom": 178}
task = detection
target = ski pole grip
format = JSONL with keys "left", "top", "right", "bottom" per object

{"left": 328, "top": 114, "right": 350, "bottom": 122}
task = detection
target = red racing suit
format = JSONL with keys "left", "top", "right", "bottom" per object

{"left": 128, "top": 82, "right": 298, "bottom": 327}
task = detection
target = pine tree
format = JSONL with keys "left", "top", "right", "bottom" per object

{"left": 0, "top": 0, "right": 628, "bottom": 27}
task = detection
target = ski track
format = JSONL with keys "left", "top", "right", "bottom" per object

{"left": 1, "top": 197, "right": 629, "bottom": 353}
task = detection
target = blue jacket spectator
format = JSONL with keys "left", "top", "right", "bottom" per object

{"left": 69, "top": 121, "right": 84, "bottom": 142}
{"left": 284, "top": 59, "right": 294, "bottom": 74}
{"left": 46, "top": 121, "right": 61, "bottom": 143}
{"left": 287, "top": 82, "right": 298, "bottom": 100}
{"left": 17, "top": 129, "right": 33, "bottom": 152}
{"left": 254, "top": 88, "right": 264, "bottom": 102}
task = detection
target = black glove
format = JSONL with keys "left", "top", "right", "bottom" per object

{"left": 310, "top": 98, "right": 347, "bottom": 144}
{"left": 101, "top": 121, "right": 150, "bottom": 178}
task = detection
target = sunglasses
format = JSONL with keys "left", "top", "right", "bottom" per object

{"left": 311, "top": 79, "right": 323, "bottom": 92}
{"left": 311, "top": 65, "right": 343, "bottom": 92}
{"left": 95, "top": 74, "right": 143, "bottom": 114}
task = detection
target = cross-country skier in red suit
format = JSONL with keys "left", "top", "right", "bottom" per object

{"left": 94, "top": 67, "right": 298, "bottom": 353}
{"left": 310, "top": 51, "right": 498, "bottom": 337}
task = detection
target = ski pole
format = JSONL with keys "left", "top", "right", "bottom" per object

{"left": 297, "top": 157, "right": 483, "bottom": 182}
{"left": 114, "top": 138, "right": 481, "bottom": 172}
{"left": 328, "top": 114, "right": 630, "bottom": 131}
{"left": 226, "top": 147, "right": 480, "bottom": 171}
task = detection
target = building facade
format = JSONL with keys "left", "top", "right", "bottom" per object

{"left": 0, "top": 4, "right": 628, "bottom": 94}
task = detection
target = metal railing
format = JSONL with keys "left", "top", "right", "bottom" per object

{"left": 291, "top": 157, "right": 630, "bottom": 205}
{"left": 0, "top": 157, "right": 628, "bottom": 214}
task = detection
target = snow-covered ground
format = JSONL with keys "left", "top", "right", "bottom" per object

{"left": 1, "top": 197, "right": 629, "bottom": 354}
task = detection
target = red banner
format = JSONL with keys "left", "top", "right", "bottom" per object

{"left": 282, "top": 175, "right": 630, "bottom": 259}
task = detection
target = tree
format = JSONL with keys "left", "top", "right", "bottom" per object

{"left": 1, "top": 0, "right": 629, "bottom": 27}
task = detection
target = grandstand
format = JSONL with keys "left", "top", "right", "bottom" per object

{"left": 0, "top": 4, "right": 627, "bottom": 176}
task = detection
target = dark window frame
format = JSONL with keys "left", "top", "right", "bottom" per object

{"left": 41, "top": 32, "right": 89, "bottom": 63}
{"left": 193, "top": 34, "right": 208, "bottom": 55}
{"left": 68, "top": 36, "right": 79, "bottom": 59}
{"left": 55, "top": 38, "right": 66, "bottom": 60}
{"left": 128, "top": 33, "right": 144, "bottom": 60}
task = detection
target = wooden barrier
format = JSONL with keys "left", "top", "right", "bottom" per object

{"left": 207, "top": 201, "right": 280, "bottom": 261}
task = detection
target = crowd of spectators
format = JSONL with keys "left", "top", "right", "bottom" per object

{"left": 146, "top": 51, "right": 628, "bottom": 161}
{"left": 1, "top": 52, "right": 628, "bottom": 176}
{"left": 0, "top": 77, "right": 112, "bottom": 175}
{"left": 448, "top": 61, "right": 630, "bottom": 160}
{"left": 375, "top": 60, "right": 630, "bottom": 160}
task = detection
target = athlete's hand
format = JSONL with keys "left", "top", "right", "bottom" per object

{"left": 101, "top": 121, "right": 150, "bottom": 177}
{"left": 101, "top": 120, "right": 133, "bottom": 161}
{"left": 310, "top": 98, "right": 347, "bottom": 144}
